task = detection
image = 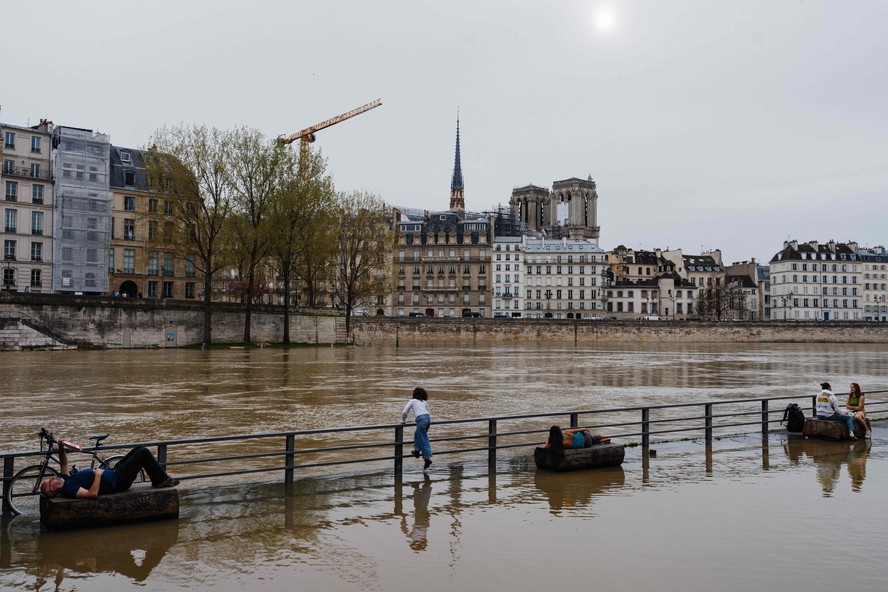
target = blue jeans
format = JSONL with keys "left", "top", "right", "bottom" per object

{"left": 413, "top": 414, "right": 432, "bottom": 460}
{"left": 818, "top": 413, "right": 855, "bottom": 436}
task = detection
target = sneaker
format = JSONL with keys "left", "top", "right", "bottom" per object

{"left": 865, "top": 431, "right": 872, "bottom": 439}
{"left": 411, "top": 449, "right": 421, "bottom": 458}
{"left": 423, "top": 458, "right": 432, "bottom": 470}
{"left": 848, "top": 434, "right": 857, "bottom": 441}
{"left": 154, "top": 477, "right": 180, "bottom": 488}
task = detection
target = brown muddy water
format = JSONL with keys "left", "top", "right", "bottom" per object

{"left": 1, "top": 343, "right": 887, "bottom": 591}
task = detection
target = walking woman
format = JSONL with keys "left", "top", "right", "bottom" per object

{"left": 846, "top": 382, "right": 871, "bottom": 439}
{"left": 402, "top": 387, "right": 433, "bottom": 470}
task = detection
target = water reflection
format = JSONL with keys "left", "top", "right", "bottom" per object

{"left": 533, "top": 467, "right": 625, "bottom": 514}
{"left": 399, "top": 474, "right": 432, "bottom": 552}
{"left": 783, "top": 437, "right": 872, "bottom": 496}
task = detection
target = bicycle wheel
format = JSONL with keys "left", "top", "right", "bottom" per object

{"left": 4, "top": 465, "right": 60, "bottom": 516}
{"left": 102, "top": 455, "right": 146, "bottom": 484}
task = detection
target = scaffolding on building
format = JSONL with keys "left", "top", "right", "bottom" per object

{"left": 52, "top": 126, "right": 112, "bottom": 294}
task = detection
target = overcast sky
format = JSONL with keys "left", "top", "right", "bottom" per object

{"left": 4, "top": 1, "right": 886, "bottom": 264}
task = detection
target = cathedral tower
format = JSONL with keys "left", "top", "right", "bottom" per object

{"left": 449, "top": 116, "right": 465, "bottom": 212}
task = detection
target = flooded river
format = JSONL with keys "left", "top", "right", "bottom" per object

{"left": 1, "top": 342, "right": 887, "bottom": 591}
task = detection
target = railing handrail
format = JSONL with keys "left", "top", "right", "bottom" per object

{"left": 2, "top": 390, "right": 885, "bottom": 460}
{"left": 4, "top": 390, "right": 884, "bottom": 513}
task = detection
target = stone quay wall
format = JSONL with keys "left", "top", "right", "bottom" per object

{"left": 352, "top": 318, "right": 888, "bottom": 344}
{"left": 0, "top": 294, "right": 338, "bottom": 350}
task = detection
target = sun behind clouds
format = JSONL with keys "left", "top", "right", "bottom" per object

{"left": 592, "top": 5, "right": 617, "bottom": 33}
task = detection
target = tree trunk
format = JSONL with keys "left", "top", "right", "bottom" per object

{"left": 282, "top": 266, "right": 291, "bottom": 344}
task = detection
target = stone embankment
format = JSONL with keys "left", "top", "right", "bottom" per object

{"left": 0, "top": 293, "right": 339, "bottom": 350}
{"left": 3, "top": 292, "right": 887, "bottom": 350}
{"left": 352, "top": 317, "right": 888, "bottom": 344}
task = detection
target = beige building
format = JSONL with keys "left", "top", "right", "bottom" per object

{"left": 1, "top": 120, "right": 54, "bottom": 293}
{"left": 108, "top": 146, "right": 197, "bottom": 300}
{"left": 391, "top": 208, "right": 492, "bottom": 317}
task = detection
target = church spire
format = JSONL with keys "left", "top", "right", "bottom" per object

{"left": 449, "top": 112, "right": 465, "bottom": 212}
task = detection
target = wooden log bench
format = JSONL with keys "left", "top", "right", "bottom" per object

{"left": 40, "top": 483, "right": 179, "bottom": 530}
{"left": 534, "top": 443, "right": 625, "bottom": 472}
{"left": 802, "top": 417, "right": 856, "bottom": 442}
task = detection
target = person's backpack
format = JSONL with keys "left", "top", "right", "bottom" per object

{"left": 781, "top": 403, "right": 805, "bottom": 432}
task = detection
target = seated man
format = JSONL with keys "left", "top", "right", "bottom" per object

{"left": 40, "top": 440, "right": 179, "bottom": 499}
{"left": 815, "top": 382, "right": 857, "bottom": 440}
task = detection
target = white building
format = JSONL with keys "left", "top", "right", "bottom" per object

{"left": 51, "top": 126, "right": 112, "bottom": 294}
{"left": 859, "top": 245, "right": 888, "bottom": 321}
{"left": 769, "top": 240, "right": 862, "bottom": 321}
{"left": 523, "top": 237, "right": 604, "bottom": 319}
{"left": 492, "top": 236, "right": 524, "bottom": 317}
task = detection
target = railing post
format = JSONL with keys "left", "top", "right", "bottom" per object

{"left": 761, "top": 400, "right": 769, "bottom": 436}
{"left": 284, "top": 434, "right": 295, "bottom": 484}
{"left": 641, "top": 408, "right": 650, "bottom": 449}
{"left": 156, "top": 443, "right": 168, "bottom": 468}
{"left": 705, "top": 403, "right": 713, "bottom": 442}
{"left": 811, "top": 395, "right": 817, "bottom": 417}
{"left": 569, "top": 413, "right": 579, "bottom": 429}
{"left": 488, "top": 419, "right": 497, "bottom": 468}
{"left": 395, "top": 425, "right": 404, "bottom": 477}
{"left": 2, "top": 457, "right": 14, "bottom": 514}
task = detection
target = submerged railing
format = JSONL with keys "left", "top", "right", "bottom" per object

{"left": 3, "top": 390, "right": 885, "bottom": 513}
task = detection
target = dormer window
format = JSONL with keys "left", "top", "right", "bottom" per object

{"left": 124, "top": 170, "right": 136, "bottom": 186}
{"left": 120, "top": 151, "right": 132, "bottom": 165}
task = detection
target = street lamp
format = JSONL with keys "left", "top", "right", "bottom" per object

{"left": 3, "top": 257, "right": 15, "bottom": 291}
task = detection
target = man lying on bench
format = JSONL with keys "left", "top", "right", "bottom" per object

{"left": 40, "top": 441, "right": 179, "bottom": 499}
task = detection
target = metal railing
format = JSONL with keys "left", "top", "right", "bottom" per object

{"left": 2, "top": 390, "right": 884, "bottom": 513}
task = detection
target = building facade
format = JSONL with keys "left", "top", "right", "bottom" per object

{"left": 1, "top": 120, "right": 53, "bottom": 293}
{"left": 108, "top": 146, "right": 197, "bottom": 300}
{"left": 492, "top": 236, "right": 524, "bottom": 317}
{"left": 859, "top": 245, "right": 888, "bottom": 321}
{"left": 523, "top": 237, "right": 604, "bottom": 319}
{"left": 769, "top": 240, "right": 862, "bottom": 321}
{"left": 51, "top": 126, "right": 112, "bottom": 294}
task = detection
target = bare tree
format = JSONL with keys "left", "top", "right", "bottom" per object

{"left": 145, "top": 126, "right": 235, "bottom": 346}
{"left": 695, "top": 281, "right": 747, "bottom": 321}
{"left": 333, "top": 190, "right": 395, "bottom": 334}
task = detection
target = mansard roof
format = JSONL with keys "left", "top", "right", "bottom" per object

{"left": 769, "top": 240, "right": 860, "bottom": 263}
{"left": 683, "top": 255, "right": 722, "bottom": 272}
{"left": 109, "top": 145, "right": 149, "bottom": 191}
{"left": 726, "top": 274, "right": 758, "bottom": 289}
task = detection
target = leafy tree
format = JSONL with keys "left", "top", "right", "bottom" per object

{"left": 267, "top": 146, "right": 335, "bottom": 342}
{"left": 332, "top": 190, "right": 395, "bottom": 334}
{"left": 145, "top": 126, "right": 235, "bottom": 346}
{"left": 227, "top": 128, "right": 294, "bottom": 343}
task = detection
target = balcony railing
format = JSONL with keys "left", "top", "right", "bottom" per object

{"left": 1, "top": 166, "right": 53, "bottom": 181}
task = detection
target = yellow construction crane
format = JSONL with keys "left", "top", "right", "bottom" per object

{"left": 279, "top": 99, "right": 382, "bottom": 177}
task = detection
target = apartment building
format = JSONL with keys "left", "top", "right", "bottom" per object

{"left": 523, "top": 237, "right": 604, "bottom": 319}
{"left": 1, "top": 120, "right": 53, "bottom": 292}
{"left": 492, "top": 236, "right": 524, "bottom": 317}
{"left": 725, "top": 259, "right": 770, "bottom": 320}
{"left": 392, "top": 209, "right": 492, "bottom": 317}
{"left": 769, "top": 240, "right": 862, "bottom": 321}
{"left": 859, "top": 245, "right": 888, "bottom": 321}
{"left": 108, "top": 146, "right": 197, "bottom": 300}
{"left": 51, "top": 126, "right": 112, "bottom": 294}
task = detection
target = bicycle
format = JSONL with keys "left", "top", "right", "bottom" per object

{"left": 3, "top": 428, "right": 145, "bottom": 516}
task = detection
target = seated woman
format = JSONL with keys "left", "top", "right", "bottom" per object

{"left": 846, "top": 382, "right": 871, "bottom": 439}
{"left": 815, "top": 382, "right": 857, "bottom": 440}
